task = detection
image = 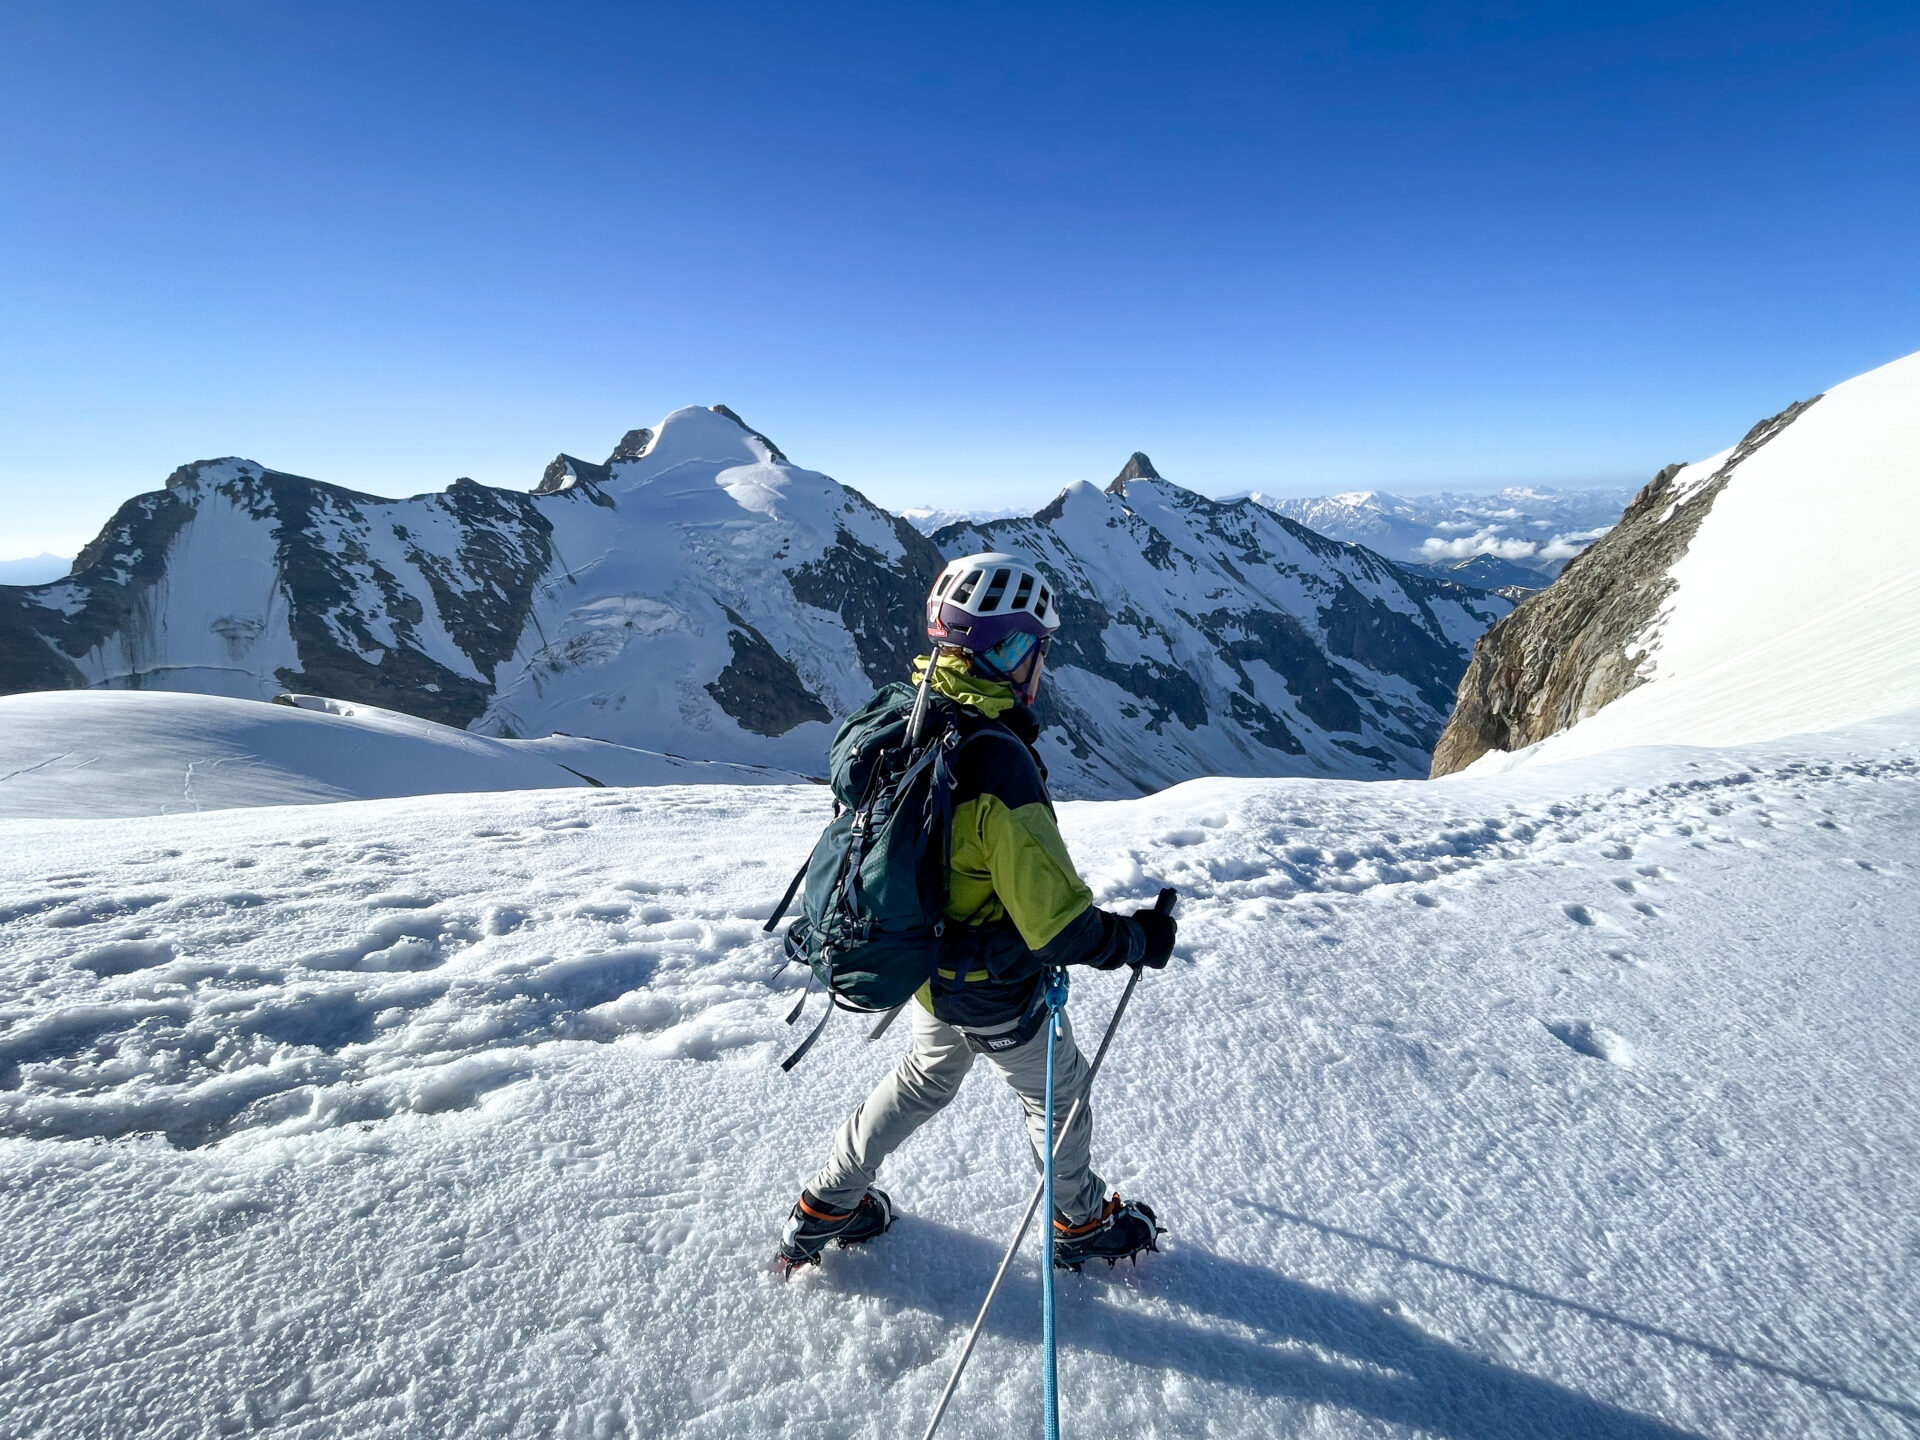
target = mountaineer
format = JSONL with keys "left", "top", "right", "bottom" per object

{"left": 776, "top": 551, "right": 1176, "bottom": 1272}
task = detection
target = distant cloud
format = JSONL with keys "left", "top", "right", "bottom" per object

{"left": 1420, "top": 522, "right": 1614, "bottom": 563}
{"left": 1420, "top": 528, "right": 1540, "bottom": 561}
{"left": 1538, "top": 526, "right": 1612, "bottom": 561}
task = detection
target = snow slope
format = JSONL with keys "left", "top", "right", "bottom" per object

{"left": 0, "top": 690, "right": 807, "bottom": 820}
{"left": 900, "top": 504, "right": 1032, "bottom": 533}
{"left": 1468, "top": 351, "right": 1920, "bottom": 773}
{"left": 2, "top": 711, "right": 1915, "bottom": 1437}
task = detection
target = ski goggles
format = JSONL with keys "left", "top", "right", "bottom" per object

{"left": 975, "top": 631, "right": 1051, "bottom": 705}
{"left": 978, "top": 629, "right": 1049, "bottom": 681}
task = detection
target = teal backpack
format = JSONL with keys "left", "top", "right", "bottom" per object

{"left": 764, "top": 677, "right": 989, "bottom": 1070}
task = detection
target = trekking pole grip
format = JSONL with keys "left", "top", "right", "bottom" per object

{"left": 1153, "top": 886, "right": 1177, "bottom": 917}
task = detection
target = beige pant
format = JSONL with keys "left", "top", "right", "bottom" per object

{"left": 806, "top": 999, "right": 1107, "bottom": 1225}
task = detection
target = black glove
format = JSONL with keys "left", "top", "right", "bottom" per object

{"left": 1131, "top": 908, "right": 1176, "bottom": 968}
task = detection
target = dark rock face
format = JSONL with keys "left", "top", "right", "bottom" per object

{"left": 1046, "top": 588, "right": 1209, "bottom": 734}
{"left": 1199, "top": 606, "right": 1363, "bottom": 735}
{"left": 535, "top": 454, "right": 613, "bottom": 497}
{"left": 704, "top": 607, "right": 832, "bottom": 736}
{"left": 1, "top": 487, "right": 196, "bottom": 693}
{"left": 609, "top": 429, "right": 654, "bottom": 463}
{"left": 1430, "top": 396, "right": 1821, "bottom": 776}
{"left": 1107, "top": 452, "right": 1163, "bottom": 492}
{"left": 785, "top": 510, "right": 946, "bottom": 688}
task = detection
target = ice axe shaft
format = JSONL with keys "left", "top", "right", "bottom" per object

{"left": 919, "top": 886, "right": 1177, "bottom": 1440}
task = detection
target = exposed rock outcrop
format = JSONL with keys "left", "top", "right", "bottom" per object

{"left": 1106, "top": 452, "right": 1162, "bottom": 493}
{"left": 1429, "top": 396, "right": 1821, "bottom": 776}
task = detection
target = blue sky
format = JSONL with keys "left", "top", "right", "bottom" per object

{"left": 1, "top": 1, "right": 1915, "bottom": 557}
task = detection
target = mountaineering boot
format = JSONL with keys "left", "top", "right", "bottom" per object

{"left": 776, "top": 1187, "right": 895, "bottom": 1274}
{"left": 1053, "top": 1193, "right": 1162, "bottom": 1270}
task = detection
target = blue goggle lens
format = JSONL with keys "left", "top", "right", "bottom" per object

{"left": 981, "top": 631, "right": 1046, "bottom": 676}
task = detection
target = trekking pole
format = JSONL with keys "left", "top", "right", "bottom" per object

{"left": 1040, "top": 965, "right": 1069, "bottom": 1439}
{"left": 920, "top": 887, "right": 1177, "bottom": 1440}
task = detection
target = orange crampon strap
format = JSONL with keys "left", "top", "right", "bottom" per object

{"left": 797, "top": 1194, "right": 856, "bottom": 1223}
{"left": 1053, "top": 1193, "right": 1121, "bottom": 1237}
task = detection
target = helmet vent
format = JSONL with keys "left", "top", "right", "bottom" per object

{"left": 934, "top": 570, "right": 956, "bottom": 596}
{"left": 1035, "top": 586, "right": 1051, "bottom": 620}
{"left": 951, "top": 569, "right": 984, "bottom": 605}
{"left": 1011, "top": 573, "right": 1034, "bottom": 610}
{"left": 978, "top": 568, "right": 1011, "bottom": 612}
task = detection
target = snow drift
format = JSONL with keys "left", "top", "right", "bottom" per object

{"left": 0, "top": 689, "right": 805, "bottom": 821}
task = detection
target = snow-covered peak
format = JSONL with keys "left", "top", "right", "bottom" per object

{"left": 935, "top": 468, "right": 1509, "bottom": 794}
{"left": 606, "top": 405, "right": 782, "bottom": 490}
{"left": 162, "top": 457, "right": 265, "bottom": 493}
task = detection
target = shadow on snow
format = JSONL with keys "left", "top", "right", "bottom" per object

{"left": 830, "top": 1215, "right": 1706, "bottom": 1440}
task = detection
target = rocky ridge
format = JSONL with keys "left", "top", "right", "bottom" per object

{"left": 1429, "top": 396, "right": 1822, "bottom": 777}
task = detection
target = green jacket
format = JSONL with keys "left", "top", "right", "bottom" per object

{"left": 828, "top": 655, "right": 1144, "bottom": 1035}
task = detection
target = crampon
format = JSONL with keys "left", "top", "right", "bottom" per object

{"left": 1052, "top": 1194, "right": 1163, "bottom": 1271}
{"left": 773, "top": 1187, "right": 894, "bottom": 1278}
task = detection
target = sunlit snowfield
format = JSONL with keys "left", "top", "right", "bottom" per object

{"left": 2, "top": 715, "right": 1917, "bottom": 1438}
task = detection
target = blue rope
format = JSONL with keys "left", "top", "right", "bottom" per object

{"left": 1041, "top": 966, "right": 1069, "bottom": 1440}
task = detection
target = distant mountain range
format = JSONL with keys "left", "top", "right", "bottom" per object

{"left": 0, "top": 413, "right": 1510, "bottom": 796}
{"left": 908, "top": 480, "right": 1633, "bottom": 594}
{"left": 0, "top": 553, "right": 72, "bottom": 586}
{"left": 932, "top": 453, "right": 1508, "bottom": 794}
{"left": 1248, "top": 486, "right": 1633, "bottom": 580}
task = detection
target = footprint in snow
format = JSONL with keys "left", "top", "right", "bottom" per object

{"left": 1543, "top": 1018, "right": 1635, "bottom": 1067}
{"left": 1632, "top": 900, "right": 1664, "bottom": 919}
{"left": 484, "top": 905, "right": 532, "bottom": 936}
{"left": 46, "top": 895, "right": 169, "bottom": 928}
{"left": 1561, "top": 903, "right": 1599, "bottom": 927}
{"left": 572, "top": 902, "right": 632, "bottom": 923}
{"left": 71, "top": 939, "right": 179, "bottom": 976}
{"left": 1611, "top": 878, "right": 1638, "bottom": 894}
